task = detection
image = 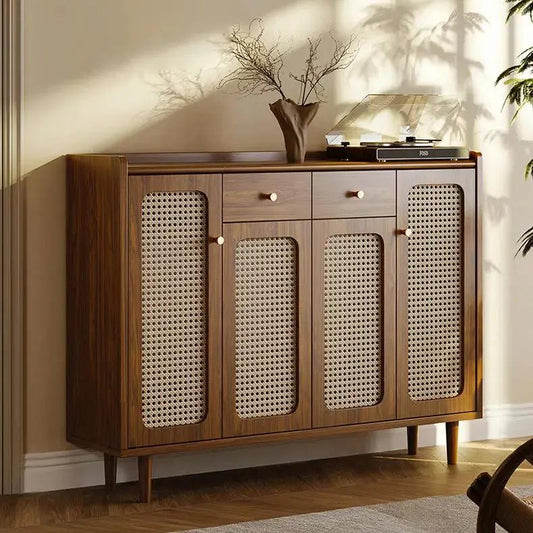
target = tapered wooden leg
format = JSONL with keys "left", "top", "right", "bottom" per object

{"left": 104, "top": 454, "right": 117, "bottom": 489}
{"left": 407, "top": 426, "right": 418, "bottom": 455}
{"left": 138, "top": 456, "right": 152, "bottom": 503}
{"left": 446, "top": 421, "right": 459, "bottom": 465}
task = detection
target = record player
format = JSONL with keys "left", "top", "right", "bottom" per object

{"left": 325, "top": 94, "right": 469, "bottom": 162}
{"left": 327, "top": 137, "right": 469, "bottom": 162}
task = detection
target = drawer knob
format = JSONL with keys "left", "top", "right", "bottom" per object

{"left": 351, "top": 190, "right": 365, "bottom": 199}
{"left": 263, "top": 192, "right": 278, "bottom": 202}
{"left": 215, "top": 236, "right": 225, "bottom": 245}
{"left": 399, "top": 228, "right": 413, "bottom": 237}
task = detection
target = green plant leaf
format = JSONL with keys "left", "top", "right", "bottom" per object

{"left": 506, "top": 0, "right": 533, "bottom": 21}
{"left": 499, "top": 77, "right": 533, "bottom": 120}
{"left": 497, "top": 48, "right": 533, "bottom": 83}
{"left": 496, "top": 65, "right": 520, "bottom": 84}
{"left": 526, "top": 159, "right": 533, "bottom": 180}
{"left": 517, "top": 223, "right": 533, "bottom": 256}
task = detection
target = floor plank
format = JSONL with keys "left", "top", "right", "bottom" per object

{"left": 1, "top": 437, "right": 532, "bottom": 532}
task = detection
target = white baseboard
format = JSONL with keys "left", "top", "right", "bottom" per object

{"left": 23, "top": 403, "right": 533, "bottom": 493}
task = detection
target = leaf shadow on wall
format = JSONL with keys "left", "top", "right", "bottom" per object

{"left": 347, "top": 1, "right": 505, "bottom": 277}
{"left": 25, "top": 0, "right": 294, "bottom": 99}
{"left": 335, "top": 1, "right": 493, "bottom": 147}
{"left": 117, "top": 2, "right": 498, "bottom": 156}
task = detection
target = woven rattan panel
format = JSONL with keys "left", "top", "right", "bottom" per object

{"left": 234, "top": 237, "right": 298, "bottom": 419}
{"left": 140, "top": 192, "right": 208, "bottom": 428}
{"left": 323, "top": 234, "right": 383, "bottom": 410}
{"left": 407, "top": 184, "right": 464, "bottom": 401}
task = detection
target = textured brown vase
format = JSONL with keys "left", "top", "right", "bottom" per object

{"left": 269, "top": 99, "right": 319, "bottom": 163}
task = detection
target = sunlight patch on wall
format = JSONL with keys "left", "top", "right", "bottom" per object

{"left": 23, "top": 37, "right": 206, "bottom": 172}
{"left": 261, "top": 0, "right": 332, "bottom": 42}
{"left": 23, "top": 0, "right": 332, "bottom": 174}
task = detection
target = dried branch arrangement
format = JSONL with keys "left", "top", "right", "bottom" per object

{"left": 219, "top": 19, "right": 358, "bottom": 105}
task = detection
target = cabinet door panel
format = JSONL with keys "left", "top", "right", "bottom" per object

{"left": 313, "top": 218, "right": 396, "bottom": 427}
{"left": 223, "top": 221, "right": 312, "bottom": 437}
{"left": 128, "top": 174, "right": 222, "bottom": 447}
{"left": 397, "top": 169, "right": 476, "bottom": 418}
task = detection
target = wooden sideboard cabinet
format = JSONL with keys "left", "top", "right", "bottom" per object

{"left": 67, "top": 152, "right": 483, "bottom": 502}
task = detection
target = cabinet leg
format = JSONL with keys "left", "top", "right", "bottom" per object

{"left": 407, "top": 426, "right": 418, "bottom": 455}
{"left": 446, "top": 421, "right": 459, "bottom": 465}
{"left": 138, "top": 456, "right": 153, "bottom": 503}
{"left": 104, "top": 454, "right": 117, "bottom": 490}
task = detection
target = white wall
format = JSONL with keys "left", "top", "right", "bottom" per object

{"left": 22, "top": 0, "right": 533, "bottom": 489}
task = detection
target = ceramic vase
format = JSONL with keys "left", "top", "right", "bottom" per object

{"left": 269, "top": 99, "right": 320, "bottom": 163}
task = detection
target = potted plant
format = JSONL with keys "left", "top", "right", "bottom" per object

{"left": 497, "top": 0, "right": 533, "bottom": 254}
{"left": 219, "top": 19, "right": 357, "bottom": 163}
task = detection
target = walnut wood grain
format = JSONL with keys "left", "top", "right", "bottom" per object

{"left": 476, "top": 437, "right": 533, "bottom": 532}
{"left": 312, "top": 171, "right": 396, "bottom": 219}
{"left": 66, "top": 155, "right": 128, "bottom": 451}
{"left": 407, "top": 426, "right": 418, "bottom": 455}
{"left": 104, "top": 454, "right": 117, "bottom": 489}
{"left": 128, "top": 174, "right": 222, "bottom": 448}
{"left": 469, "top": 471, "right": 533, "bottom": 533}
{"left": 222, "top": 221, "right": 312, "bottom": 437}
{"left": 473, "top": 153, "right": 483, "bottom": 417}
{"left": 66, "top": 153, "right": 482, "bottom": 482}
{"left": 124, "top": 151, "right": 288, "bottom": 164}
{"left": 223, "top": 172, "right": 311, "bottom": 222}
{"left": 138, "top": 456, "right": 152, "bottom": 503}
{"left": 66, "top": 411, "right": 479, "bottom": 459}
{"left": 396, "top": 168, "right": 477, "bottom": 419}
{"left": 123, "top": 154, "right": 477, "bottom": 176}
{"left": 312, "top": 217, "right": 396, "bottom": 428}
{"left": 446, "top": 421, "right": 459, "bottom": 465}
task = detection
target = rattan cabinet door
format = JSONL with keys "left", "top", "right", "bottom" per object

{"left": 128, "top": 174, "right": 222, "bottom": 448}
{"left": 223, "top": 221, "right": 312, "bottom": 437}
{"left": 397, "top": 169, "right": 477, "bottom": 419}
{"left": 312, "top": 218, "right": 396, "bottom": 428}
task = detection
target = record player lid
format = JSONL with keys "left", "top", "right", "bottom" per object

{"left": 326, "top": 94, "right": 464, "bottom": 146}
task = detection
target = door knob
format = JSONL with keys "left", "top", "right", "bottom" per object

{"left": 351, "top": 190, "right": 365, "bottom": 199}
{"left": 261, "top": 192, "right": 278, "bottom": 202}
{"left": 214, "top": 236, "right": 224, "bottom": 245}
{"left": 399, "top": 228, "right": 413, "bottom": 237}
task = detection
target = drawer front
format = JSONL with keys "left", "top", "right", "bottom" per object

{"left": 223, "top": 172, "right": 311, "bottom": 222}
{"left": 313, "top": 171, "right": 396, "bottom": 219}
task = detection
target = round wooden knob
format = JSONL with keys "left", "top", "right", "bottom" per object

{"left": 268, "top": 192, "right": 278, "bottom": 202}
{"left": 351, "top": 190, "right": 365, "bottom": 199}
{"left": 215, "top": 236, "right": 224, "bottom": 245}
{"left": 400, "top": 228, "right": 413, "bottom": 237}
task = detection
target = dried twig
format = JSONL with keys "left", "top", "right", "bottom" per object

{"left": 219, "top": 19, "right": 357, "bottom": 105}
{"left": 293, "top": 34, "right": 358, "bottom": 105}
{"left": 289, "top": 38, "right": 321, "bottom": 105}
{"left": 218, "top": 19, "right": 288, "bottom": 100}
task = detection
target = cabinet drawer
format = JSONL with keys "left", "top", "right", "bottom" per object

{"left": 313, "top": 171, "right": 396, "bottom": 219}
{"left": 223, "top": 172, "right": 311, "bottom": 222}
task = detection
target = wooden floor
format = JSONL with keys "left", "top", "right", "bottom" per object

{"left": 1, "top": 437, "right": 532, "bottom": 532}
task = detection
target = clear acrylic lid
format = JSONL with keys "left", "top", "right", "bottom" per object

{"left": 326, "top": 94, "right": 463, "bottom": 145}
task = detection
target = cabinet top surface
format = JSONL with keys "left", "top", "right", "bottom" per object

{"left": 69, "top": 151, "right": 479, "bottom": 175}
